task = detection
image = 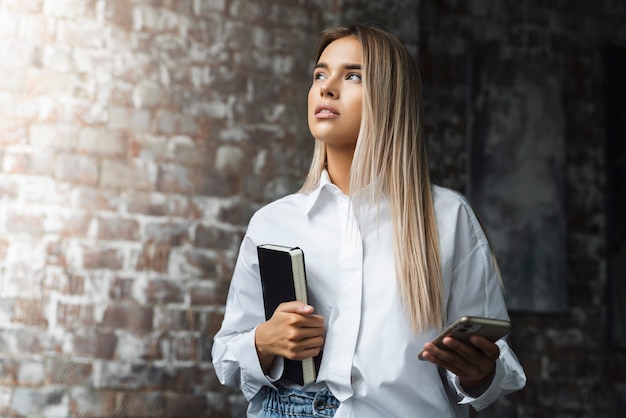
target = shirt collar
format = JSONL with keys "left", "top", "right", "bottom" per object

{"left": 304, "top": 170, "right": 341, "bottom": 216}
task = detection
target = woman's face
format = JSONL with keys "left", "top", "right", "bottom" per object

{"left": 308, "top": 36, "right": 363, "bottom": 151}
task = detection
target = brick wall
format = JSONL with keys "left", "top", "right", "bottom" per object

{"left": 1, "top": 0, "right": 624, "bottom": 417}
{"left": 0, "top": 0, "right": 421, "bottom": 417}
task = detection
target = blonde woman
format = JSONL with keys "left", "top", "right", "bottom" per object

{"left": 212, "top": 24, "right": 526, "bottom": 417}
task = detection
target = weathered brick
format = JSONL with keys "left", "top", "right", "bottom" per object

{"left": 136, "top": 243, "right": 170, "bottom": 273}
{"left": 10, "top": 387, "right": 67, "bottom": 418}
{"left": 0, "top": 118, "right": 27, "bottom": 145}
{"left": 46, "top": 358, "right": 92, "bottom": 385}
{"left": 43, "top": 209, "right": 91, "bottom": 237}
{"left": 6, "top": 211, "right": 44, "bottom": 236}
{"left": 68, "top": 330, "right": 117, "bottom": 359}
{"left": 24, "top": 68, "right": 76, "bottom": 95}
{"left": 199, "top": 170, "right": 241, "bottom": 197}
{"left": 117, "top": 390, "right": 165, "bottom": 417}
{"left": 71, "top": 186, "right": 116, "bottom": 211}
{"left": 108, "top": 276, "right": 135, "bottom": 301}
{"left": 2, "top": 0, "right": 43, "bottom": 13}
{"left": 67, "top": 387, "right": 117, "bottom": 417}
{"left": 165, "top": 392, "right": 208, "bottom": 417}
{"left": 28, "top": 123, "right": 80, "bottom": 151}
{"left": 126, "top": 192, "right": 195, "bottom": 218}
{"left": 144, "top": 278, "right": 184, "bottom": 305}
{"left": 11, "top": 298, "right": 48, "bottom": 327}
{"left": 216, "top": 199, "right": 257, "bottom": 226}
{"left": 43, "top": 271, "right": 84, "bottom": 295}
{"left": 215, "top": 144, "right": 244, "bottom": 173}
{"left": 0, "top": 268, "right": 38, "bottom": 300}
{"left": 108, "top": 106, "right": 151, "bottom": 131}
{"left": 149, "top": 364, "right": 197, "bottom": 391}
{"left": 207, "top": 311, "right": 225, "bottom": 337}
{"left": 172, "top": 335, "right": 199, "bottom": 361}
{"left": 79, "top": 127, "right": 126, "bottom": 157}
{"left": 132, "top": 80, "right": 163, "bottom": 109}
{"left": 100, "top": 158, "right": 155, "bottom": 190}
{"left": 42, "top": 0, "right": 92, "bottom": 17}
{"left": 130, "top": 133, "right": 168, "bottom": 161}
{"left": 144, "top": 221, "right": 190, "bottom": 246}
{"left": 157, "top": 163, "right": 197, "bottom": 194}
{"left": 54, "top": 153, "right": 99, "bottom": 185}
{"left": 0, "top": 358, "right": 20, "bottom": 385}
{"left": 168, "top": 247, "right": 224, "bottom": 280}
{"left": 189, "top": 282, "right": 224, "bottom": 306}
{"left": 101, "top": 302, "right": 153, "bottom": 334}
{"left": 160, "top": 307, "right": 215, "bottom": 335}
{"left": 2, "top": 149, "right": 54, "bottom": 176}
{"left": 194, "top": 224, "right": 240, "bottom": 250}
{"left": 55, "top": 19, "right": 104, "bottom": 48}
{"left": 96, "top": 216, "right": 140, "bottom": 241}
{"left": 115, "top": 332, "right": 152, "bottom": 362}
{"left": 169, "top": 135, "right": 204, "bottom": 165}
{"left": 95, "top": 361, "right": 151, "bottom": 390}
{"left": 56, "top": 302, "right": 94, "bottom": 328}
{"left": 0, "top": 66, "right": 26, "bottom": 91}
{"left": 102, "top": 1, "right": 133, "bottom": 30}
{"left": 81, "top": 244, "right": 124, "bottom": 270}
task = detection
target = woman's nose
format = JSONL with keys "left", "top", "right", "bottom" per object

{"left": 320, "top": 83, "right": 337, "bottom": 98}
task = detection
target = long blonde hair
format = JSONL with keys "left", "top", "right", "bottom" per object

{"left": 301, "top": 24, "right": 443, "bottom": 333}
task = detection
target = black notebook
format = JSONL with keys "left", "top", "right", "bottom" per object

{"left": 257, "top": 244, "right": 321, "bottom": 385}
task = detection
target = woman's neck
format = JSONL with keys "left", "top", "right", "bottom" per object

{"left": 326, "top": 148, "right": 354, "bottom": 194}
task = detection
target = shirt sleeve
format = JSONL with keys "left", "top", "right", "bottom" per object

{"left": 211, "top": 233, "right": 280, "bottom": 401}
{"left": 448, "top": 339, "right": 527, "bottom": 411}
{"left": 443, "top": 195, "right": 527, "bottom": 410}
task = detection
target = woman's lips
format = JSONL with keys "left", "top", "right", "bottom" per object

{"left": 314, "top": 104, "right": 340, "bottom": 118}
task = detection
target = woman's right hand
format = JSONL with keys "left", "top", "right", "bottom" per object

{"left": 254, "top": 301, "right": 325, "bottom": 374}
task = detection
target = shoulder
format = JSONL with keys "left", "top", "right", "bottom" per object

{"left": 247, "top": 192, "right": 309, "bottom": 232}
{"left": 431, "top": 185, "right": 486, "bottom": 246}
{"left": 431, "top": 185, "right": 472, "bottom": 216}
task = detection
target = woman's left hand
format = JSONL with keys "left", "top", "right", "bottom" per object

{"left": 419, "top": 335, "right": 499, "bottom": 391}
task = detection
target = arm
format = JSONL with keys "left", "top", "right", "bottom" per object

{"left": 255, "top": 301, "right": 324, "bottom": 374}
{"left": 211, "top": 237, "right": 271, "bottom": 400}
{"left": 211, "top": 236, "right": 325, "bottom": 400}
{"left": 419, "top": 334, "right": 499, "bottom": 394}
{"left": 425, "top": 193, "right": 526, "bottom": 410}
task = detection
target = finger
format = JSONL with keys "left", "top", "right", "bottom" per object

{"left": 290, "top": 345, "right": 323, "bottom": 360}
{"left": 287, "top": 325, "right": 325, "bottom": 341}
{"left": 421, "top": 346, "right": 468, "bottom": 377}
{"left": 420, "top": 342, "right": 463, "bottom": 368}
{"left": 420, "top": 342, "right": 483, "bottom": 378}
{"left": 284, "top": 336, "right": 324, "bottom": 360}
{"left": 274, "top": 301, "right": 314, "bottom": 314}
{"left": 441, "top": 337, "right": 497, "bottom": 364}
{"left": 469, "top": 336, "right": 501, "bottom": 359}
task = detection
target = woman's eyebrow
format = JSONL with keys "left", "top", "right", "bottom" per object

{"left": 314, "top": 62, "right": 362, "bottom": 70}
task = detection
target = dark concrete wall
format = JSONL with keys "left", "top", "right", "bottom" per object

{"left": 419, "top": 1, "right": 626, "bottom": 416}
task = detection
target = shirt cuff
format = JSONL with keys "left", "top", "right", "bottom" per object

{"left": 450, "top": 358, "right": 505, "bottom": 410}
{"left": 268, "top": 356, "right": 285, "bottom": 382}
{"left": 239, "top": 326, "right": 282, "bottom": 399}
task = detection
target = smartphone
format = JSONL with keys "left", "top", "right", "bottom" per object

{"left": 418, "top": 316, "right": 511, "bottom": 360}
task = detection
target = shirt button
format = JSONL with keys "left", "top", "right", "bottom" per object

{"left": 313, "top": 399, "right": 326, "bottom": 410}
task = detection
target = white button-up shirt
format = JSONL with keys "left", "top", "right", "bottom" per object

{"left": 212, "top": 171, "right": 526, "bottom": 417}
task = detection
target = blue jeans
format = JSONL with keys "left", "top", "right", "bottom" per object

{"left": 258, "top": 386, "right": 340, "bottom": 418}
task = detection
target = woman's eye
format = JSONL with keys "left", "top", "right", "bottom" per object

{"left": 314, "top": 72, "right": 326, "bottom": 81}
{"left": 347, "top": 73, "right": 362, "bottom": 81}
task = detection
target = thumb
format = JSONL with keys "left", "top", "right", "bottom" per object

{"left": 275, "top": 300, "right": 314, "bottom": 314}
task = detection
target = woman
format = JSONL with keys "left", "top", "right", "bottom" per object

{"left": 212, "top": 23, "right": 526, "bottom": 417}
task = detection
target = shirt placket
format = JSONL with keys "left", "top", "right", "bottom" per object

{"left": 325, "top": 194, "right": 363, "bottom": 402}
